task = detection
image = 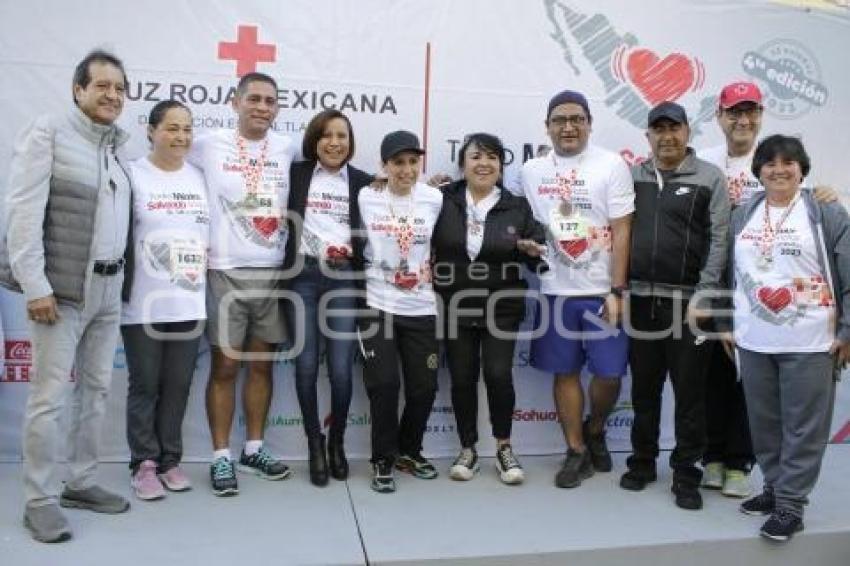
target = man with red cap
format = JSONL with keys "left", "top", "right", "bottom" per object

{"left": 696, "top": 81, "right": 763, "bottom": 499}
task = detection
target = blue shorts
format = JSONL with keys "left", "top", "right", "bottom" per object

{"left": 530, "top": 295, "right": 628, "bottom": 377}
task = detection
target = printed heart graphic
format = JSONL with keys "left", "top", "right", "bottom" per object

{"left": 626, "top": 49, "right": 695, "bottom": 106}
{"left": 252, "top": 216, "right": 278, "bottom": 239}
{"left": 326, "top": 245, "right": 351, "bottom": 259}
{"left": 757, "top": 286, "right": 793, "bottom": 313}
{"left": 394, "top": 271, "right": 419, "bottom": 290}
{"left": 559, "top": 238, "right": 589, "bottom": 259}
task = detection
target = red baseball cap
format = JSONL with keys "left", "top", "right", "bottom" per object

{"left": 719, "top": 82, "right": 763, "bottom": 108}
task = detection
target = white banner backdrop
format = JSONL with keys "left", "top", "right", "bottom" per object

{"left": 0, "top": 0, "right": 848, "bottom": 462}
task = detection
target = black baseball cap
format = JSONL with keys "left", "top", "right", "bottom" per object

{"left": 647, "top": 101, "right": 689, "bottom": 127}
{"left": 380, "top": 130, "right": 425, "bottom": 162}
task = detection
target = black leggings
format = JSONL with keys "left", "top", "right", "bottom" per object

{"left": 357, "top": 310, "right": 438, "bottom": 462}
{"left": 445, "top": 320, "right": 519, "bottom": 448}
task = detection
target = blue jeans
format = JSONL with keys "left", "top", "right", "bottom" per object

{"left": 287, "top": 257, "right": 357, "bottom": 439}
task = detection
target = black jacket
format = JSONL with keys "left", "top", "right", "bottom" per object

{"left": 432, "top": 180, "right": 546, "bottom": 324}
{"left": 284, "top": 160, "right": 373, "bottom": 274}
{"left": 629, "top": 149, "right": 730, "bottom": 297}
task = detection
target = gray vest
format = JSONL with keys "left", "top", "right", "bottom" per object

{"left": 0, "top": 107, "right": 132, "bottom": 306}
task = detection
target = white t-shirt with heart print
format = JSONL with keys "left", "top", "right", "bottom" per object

{"left": 122, "top": 157, "right": 210, "bottom": 325}
{"left": 733, "top": 199, "right": 834, "bottom": 353}
{"left": 519, "top": 144, "right": 634, "bottom": 296}
{"left": 189, "top": 128, "right": 294, "bottom": 269}
{"left": 698, "top": 145, "right": 762, "bottom": 208}
{"left": 358, "top": 182, "right": 443, "bottom": 316}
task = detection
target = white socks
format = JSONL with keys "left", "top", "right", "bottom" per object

{"left": 244, "top": 440, "right": 263, "bottom": 456}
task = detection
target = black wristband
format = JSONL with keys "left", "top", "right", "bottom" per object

{"left": 610, "top": 286, "right": 627, "bottom": 298}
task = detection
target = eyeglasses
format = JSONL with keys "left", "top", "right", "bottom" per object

{"left": 724, "top": 106, "right": 762, "bottom": 121}
{"left": 549, "top": 115, "right": 588, "bottom": 127}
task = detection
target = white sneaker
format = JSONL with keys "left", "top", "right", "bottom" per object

{"left": 702, "top": 462, "right": 724, "bottom": 489}
{"left": 722, "top": 469, "right": 753, "bottom": 498}
{"left": 495, "top": 444, "right": 524, "bottom": 485}
{"left": 449, "top": 448, "right": 479, "bottom": 481}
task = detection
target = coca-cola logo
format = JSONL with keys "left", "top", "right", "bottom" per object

{"left": 5, "top": 340, "right": 32, "bottom": 363}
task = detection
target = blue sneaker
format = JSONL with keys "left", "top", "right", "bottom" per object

{"left": 210, "top": 457, "right": 238, "bottom": 496}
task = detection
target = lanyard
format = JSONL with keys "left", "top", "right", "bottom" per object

{"left": 759, "top": 192, "right": 801, "bottom": 261}
{"left": 386, "top": 189, "right": 415, "bottom": 262}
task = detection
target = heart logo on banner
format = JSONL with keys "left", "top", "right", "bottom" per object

{"left": 757, "top": 286, "right": 793, "bottom": 313}
{"left": 252, "top": 216, "right": 279, "bottom": 239}
{"left": 559, "top": 238, "right": 589, "bottom": 259}
{"left": 626, "top": 49, "right": 696, "bottom": 105}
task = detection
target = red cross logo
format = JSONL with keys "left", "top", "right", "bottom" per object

{"left": 218, "top": 25, "right": 276, "bottom": 77}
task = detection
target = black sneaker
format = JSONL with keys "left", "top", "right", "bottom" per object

{"left": 583, "top": 419, "right": 612, "bottom": 472}
{"left": 495, "top": 444, "right": 525, "bottom": 485}
{"left": 672, "top": 482, "right": 703, "bottom": 510}
{"left": 396, "top": 452, "right": 438, "bottom": 479}
{"left": 619, "top": 468, "right": 657, "bottom": 491}
{"left": 237, "top": 447, "right": 292, "bottom": 480}
{"left": 555, "top": 448, "right": 594, "bottom": 488}
{"left": 449, "top": 448, "right": 479, "bottom": 481}
{"left": 740, "top": 489, "right": 776, "bottom": 516}
{"left": 760, "top": 509, "right": 804, "bottom": 542}
{"left": 210, "top": 457, "right": 238, "bottom": 496}
{"left": 371, "top": 459, "right": 396, "bottom": 493}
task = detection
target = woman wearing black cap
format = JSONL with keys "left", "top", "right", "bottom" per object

{"left": 352, "top": 130, "right": 444, "bottom": 493}
{"left": 432, "top": 133, "right": 546, "bottom": 484}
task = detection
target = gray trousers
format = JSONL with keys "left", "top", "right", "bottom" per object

{"left": 23, "top": 273, "right": 123, "bottom": 507}
{"left": 738, "top": 349, "right": 836, "bottom": 517}
{"left": 122, "top": 321, "right": 202, "bottom": 472}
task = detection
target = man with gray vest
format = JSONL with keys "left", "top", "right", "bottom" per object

{"left": 1, "top": 49, "right": 133, "bottom": 542}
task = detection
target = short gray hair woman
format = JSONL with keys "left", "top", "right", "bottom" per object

{"left": 719, "top": 134, "right": 850, "bottom": 542}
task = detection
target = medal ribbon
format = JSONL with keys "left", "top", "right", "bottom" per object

{"left": 387, "top": 191, "right": 414, "bottom": 262}
{"left": 236, "top": 134, "right": 268, "bottom": 198}
{"left": 760, "top": 192, "right": 801, "bottom": 262}
{"left": 552, "top": 151, "right": 584, "bottom": 211}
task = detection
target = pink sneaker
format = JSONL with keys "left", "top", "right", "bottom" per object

{"left": 131, "top": 460, "right": 166, "bottom": 501}
{"left": 158, "top": 466, "right": 192, "bottom": 492}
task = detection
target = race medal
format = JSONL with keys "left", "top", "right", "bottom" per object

{"left": 241, "top": 192, "right": 260, "bottom": 210}
{"left": 550, "top": 208, "right": 589, "bottom": 260}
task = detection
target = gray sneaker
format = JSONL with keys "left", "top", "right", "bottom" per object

{"left": 60, "top": 485, "right": 130, "bottom": 514}
{"left": 23, "top": 503, "right": 72, "bottom": 543}
{"left": 555, "top": 448, "right": 594, "bottom": 488}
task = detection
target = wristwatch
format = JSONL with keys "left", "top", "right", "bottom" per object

{"left": 609, "top": 285, "right": 628, "bottom": 298}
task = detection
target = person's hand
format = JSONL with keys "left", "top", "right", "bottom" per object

{"left": 687, "top": 302, "right": 710, "bottom": 325}
{"left": 830, "top": 338, "right": 850, "bottom": 371}
{"left": 813, "top": 185, "right": 839, "bottom": 204}
{"left": 720, "top": 331, "right": 736, "bottom": 361}
{"left": 516, "top": 239, "right": 546, "bottom": 257}
{"left": 427, "top": 173, "right": 453, "bottom": 188}
{"left": 600, "top": 293, "right": 622, "bottom": 326}
{"left": 27, "top": 295, "right": 59, "bottom": 325}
